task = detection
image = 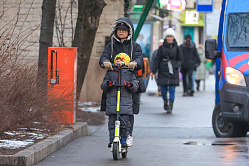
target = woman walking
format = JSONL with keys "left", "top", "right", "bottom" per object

{"left": 195, "top": 44, "right": 206, "bottom": 91}
{"left": 151, "top": 28, "right": 183, "bottom": 113}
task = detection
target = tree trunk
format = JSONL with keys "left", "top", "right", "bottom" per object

{"left": 38, "top": 0, "right": 56, "bottom": 96}
{"left": 72, "top": 0, "right": 106, "bottom": 102}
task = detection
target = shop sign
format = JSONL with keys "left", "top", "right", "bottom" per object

{"left": 163, "top": 24, "right": 176, "bottom": 31}
{"left": 170, "top": 0, "right": 186, "bottom": 12}
{"left": 197, "top": 0, "right": 213, "bottom": 12}
{"left": 180, "top": 9, "right": 204, "bottom": 26}
{"left": 158, "top": 0, "right": 185, "bottom": 12}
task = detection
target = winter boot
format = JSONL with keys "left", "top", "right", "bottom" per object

{"left": 164, "top": 99, "right": 168, "bottom": 111}
{"left": 167, "top": 101, "right": 173, "bottom": 114}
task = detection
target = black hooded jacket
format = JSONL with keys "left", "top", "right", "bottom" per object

{"left": 99, "top": 17, "right": 143, "bottom": 77}
{"left": 152, "top": 39, "right": 184, "bottom": 86}
{"left": 180, "top": 43, "right": 200, "bottom": 70}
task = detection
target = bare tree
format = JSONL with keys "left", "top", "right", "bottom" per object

{"left": 54, "top": 0, "right": 77, "bottom": 47}
{"left": 72, "top": 0, "right": 106, "bottom": 101}
{"left": 0, "top": 1, "right": 70, "bottom": 132}
{"left": 38, "top": 0, "right": 56, "bottom": 96}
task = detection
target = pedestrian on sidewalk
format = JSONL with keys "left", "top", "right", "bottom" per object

{"left": 180, "top": 34, "right": 200, "bottom": 96}
{"left": 99, "top": 17, "right": 144, "bottom": 146}
{"left": 151, "top": 28, "right": 183, "bottom": 113}
{"left": 195, "top": 44, "right": 206, "bottom": 91}
{"left": 150, "top": 39, "right": 164, "bottom": 96}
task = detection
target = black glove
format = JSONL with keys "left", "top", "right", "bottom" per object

{"left": 125, "top": 82, "right": 133, "bottom": 88}
{"left": 107, "top": 81, "right": 113, "bottom": 87}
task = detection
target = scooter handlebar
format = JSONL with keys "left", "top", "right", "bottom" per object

{"left": 112, "top": 63, "right": 130, "bottom": 70}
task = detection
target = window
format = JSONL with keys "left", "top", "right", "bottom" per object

{"left": 227, "top": 13, "right": 249, "bottom": 50}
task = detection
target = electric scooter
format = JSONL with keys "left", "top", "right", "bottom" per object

{"left": 111, "top": 63, "right": 129, "bottom": 160}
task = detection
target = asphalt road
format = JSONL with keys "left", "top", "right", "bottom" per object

{"left": 36, "top": 75, "right": 249, "bottom": 166}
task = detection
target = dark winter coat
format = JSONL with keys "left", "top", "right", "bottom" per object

{"left": 149, "top": 49, "right": 158, "bottom": 71}
{"left": 180, "top": 43, "right": 200, "bottom": 71}
{"left": 99, "top": 17, "right": 143, "bottom": 77}
{"left": 152, "top": 39, "right": 183, "bottom": 86}
{"left": 101, "top": 68, "right": 138, "bottom": 115}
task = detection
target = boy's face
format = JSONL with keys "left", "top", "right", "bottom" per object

{"left": 116, "top": 28, "right": 129, "bottom": 39}
{"left": 115, "top": 58, "right": 123, "bottom": 65}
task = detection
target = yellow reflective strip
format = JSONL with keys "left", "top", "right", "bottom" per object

{"left": 115, "top": 128, "right": 119, "bottom": 136}
{"left": 116, "top": 91, "right": 120, "bottom": 112}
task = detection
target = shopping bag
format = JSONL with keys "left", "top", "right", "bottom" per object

{"left": 146, "top": 76, "right": 158, "bottom": 96}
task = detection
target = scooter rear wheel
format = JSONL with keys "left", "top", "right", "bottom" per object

{"left": 112, "top": 142, "right": 119, "bottom": 160}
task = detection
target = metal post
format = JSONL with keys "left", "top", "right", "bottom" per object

{"left": 133, "top": 0, "right": 154, "bottom": 41}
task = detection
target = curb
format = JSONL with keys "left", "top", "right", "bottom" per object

{"left": 0, "top": 122, "right": 91, "bottom": 166}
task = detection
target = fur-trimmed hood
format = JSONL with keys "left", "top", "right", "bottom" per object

{"left": 110, "top": 17, "right": 134, "bottom": 42}
{"left": 109, "top": 17, "right": 135, "bottom": 59}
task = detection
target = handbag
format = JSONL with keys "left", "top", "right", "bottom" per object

{"left": 137, "top": 77, "right": 146, "bottom": 93}
{"left": 146, "top": 75, "right": 158, "bottom": 95}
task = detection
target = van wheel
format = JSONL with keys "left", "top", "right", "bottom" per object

{"left": 212, "top": 102, "right": 247, "bottom": 137}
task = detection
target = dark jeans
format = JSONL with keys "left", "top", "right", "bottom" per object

{"left": 160, "top": 85, "right": 176, "bottom": 102}
{"left": 108, "top": 114, "right": 131, "bottom": 143}
{"left": 181, "top": 68, "right": 194, "bottom": 92}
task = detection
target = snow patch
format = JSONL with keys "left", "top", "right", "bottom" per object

{"left": 1, "top": 130, "right": 48, "bottom": 149}
{"left": 0, "top": 140, "right": 33, "bottom": 149}
{"left": 78, "top": 101, "right": 100, "bottom": 113}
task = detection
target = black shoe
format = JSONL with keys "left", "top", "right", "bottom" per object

{"left": 108, "top": 143, "right": 112, "bottom": 148}
{"left": 121, "top": 143, "right": 127, "bottom": 148}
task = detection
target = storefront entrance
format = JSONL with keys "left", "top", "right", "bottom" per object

{"left": 183, "top": 26, "right": 194, "bottom": 42}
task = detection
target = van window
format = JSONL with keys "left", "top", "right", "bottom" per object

{"left": 227, "top": 13, "right": 249, "bottom": 50}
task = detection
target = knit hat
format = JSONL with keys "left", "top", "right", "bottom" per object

{"left": 116, "top": 22, "right": 129, "bottom": 31}
{"left": 184, "top": 34, "right": 191, "bottom": 40}
{"left": 114, "top": 53, "right": 131, "bottom": 65}
{"left": 164, "top": 28, "right": 175, "bottom": 38}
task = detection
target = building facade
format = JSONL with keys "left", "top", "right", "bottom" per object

{"left": 0, "top": 0, "right": 124, "bottom": 103}
{"left": 0, "top": 0, "right": 223, "bottom": 103}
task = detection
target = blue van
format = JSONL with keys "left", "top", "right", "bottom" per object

{"left": 205, "top": 0, "right": 249, "bottom": 137}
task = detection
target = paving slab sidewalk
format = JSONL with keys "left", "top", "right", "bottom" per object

{"left": 0, "top": 122, "right": 91, "bottom": 166}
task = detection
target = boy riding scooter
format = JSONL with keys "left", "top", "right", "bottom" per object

{"left": 99, "top": 17, "right": 143, "bottom": 146}
{"left": 101, "top": 53, "right": 138, "bottom": 148}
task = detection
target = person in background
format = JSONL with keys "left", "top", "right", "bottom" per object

{"left": 191, "top": 41, "right": 198, "bottom": 95}
{"left": 195, "top": 44, "right": 206, "bottom": 91}
{"left": 151, "top": 28, "right": 183, "bottom": 113}
{"left": 99, "top": 17, "right": 143, "bottom": 147}
{"left": 137, "top": 34, "right": 146, "bottom": 55}
{"left": 180, "top": 34, "right": 200, "bottom": 96}
{"left": 150, "top": 39, "right": 164, "bottom": 96}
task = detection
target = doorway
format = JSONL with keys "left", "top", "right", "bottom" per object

{"left": 183, "top": 26, "right": 194, "bottom": 42}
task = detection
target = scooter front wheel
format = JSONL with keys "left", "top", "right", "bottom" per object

{"left": 112, "top": 142, "right": 119, "bottom": 160}
{"left": 121, "top": 148, "right": 128, "bottom": 158}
